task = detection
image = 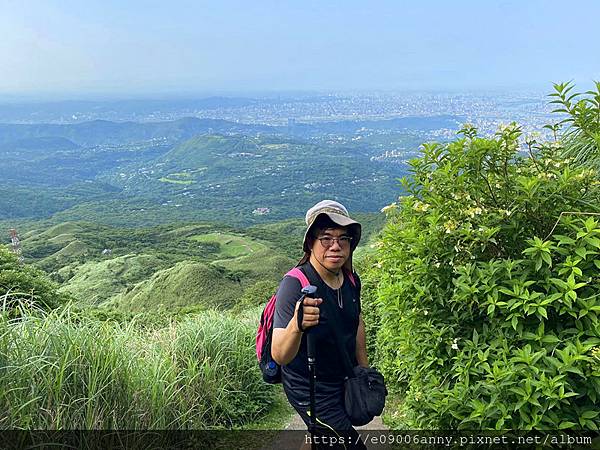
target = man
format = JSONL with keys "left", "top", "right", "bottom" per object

{"left": 272, "top": 200, "right": 368, "bottom": 449}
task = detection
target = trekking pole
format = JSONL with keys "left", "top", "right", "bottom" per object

{"left": 299, "top": 285, "right": 318, "bottom": 450}
{"left": 307, "top": 329, "right": 317, "bottom": 450}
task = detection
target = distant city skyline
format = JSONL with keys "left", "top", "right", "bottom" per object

{"left": 1, "top": 0, "right": 599, "bottom": 99}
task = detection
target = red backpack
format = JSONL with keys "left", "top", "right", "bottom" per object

{"left": 256, "top": 266, "right": 357, "bottom": 384}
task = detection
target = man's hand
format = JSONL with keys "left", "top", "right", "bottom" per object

{"left": 295, "top": 297, "right": 323, "bottom": 332}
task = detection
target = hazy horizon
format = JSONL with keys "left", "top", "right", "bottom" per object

{"left": 2, "top": 0, "right": 599, "bottom": 100}
{"left": 0, "top": 85, "right": 557, "bottom": 104}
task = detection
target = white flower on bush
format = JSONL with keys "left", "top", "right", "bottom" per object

{"left": 451, "top": 338, "right": 459, "bottom": 350}
{"left": 466, "top": 207, "right": 483, "bottom": 218}
{"left": 381, "top": 202, "right": 397, "bottom": 213}
{"left": 443, "top": 220, "right": 457, "bottom": 233}
{"left": 452, "top": 192, "right": 471, "bottom": 201}
{"left": 413, "top": 201, "right": 430, "bottom": 212}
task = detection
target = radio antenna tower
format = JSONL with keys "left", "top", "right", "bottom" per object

{"left": 9, "top": 229, "right": 24, "bottom": 264}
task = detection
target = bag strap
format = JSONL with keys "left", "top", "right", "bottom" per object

{"left": 286, "top": 267, "right": 310, "bottom": 288}
{"left": 301, "top": 263, "right": 356, "bottom": 379}
{"left": 286, "top": 267, "right": 310, "bottom": 332}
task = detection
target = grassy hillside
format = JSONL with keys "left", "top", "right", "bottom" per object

{"left": 9, "top": 212, "right": 384, "bottom": 313}
{"left": 15, "top": 221, "right": 299, "bottom": 312}
{"left": 57, "top": 253, "right": 170, "bottom": 305}
{"left": 191, "top": 232, "right": 268, "bottom": 258}
{"left": 108, "top": 261, "right": 244, "bottom": 311}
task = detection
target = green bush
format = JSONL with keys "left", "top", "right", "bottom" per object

{"left": 371, "top": 121, "right": 600, "bottom": 429}
{"left": 0, "top": 247, "right": 67, "bottom": 313}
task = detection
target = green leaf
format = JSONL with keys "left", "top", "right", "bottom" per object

{"left": 581, "top": 410, "right": 599, "bottom": 419}
{"left": 495, "top": 417, "right": 505, "bottom": 430}
{"left": 541, "top": 252, "right": 552, "bottom": 267}
{"left": 537, "top": 307, "right": 548, "bottom": 319}
{"left": 555, "top": 235, "right": 576, "bottom": 245}
{"left": 541, "top": 334, "right": 560, "bottom": 344}
{"left": 565, "top": 367, "right": 584, "bottom": 376}
{"left": 545, "top": 356, "right": 562, "bottom": 370}
{"left": 510, "top": 387, "right": 527, "bottom": 397}
{"left": 587, "top": 237, "right": 600, "bottom": 249}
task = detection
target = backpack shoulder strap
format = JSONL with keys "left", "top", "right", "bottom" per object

{"left": 345, "top": 270, "right": 356, "bottom": 287}
{"left": 343, "top": 269, "right": 361, "bottom": 302}
{"left": 286, "top": 267, "right": 310, "bottom": 288}
{"left": 351, "top": 270, "right": 361, "bottom": 298}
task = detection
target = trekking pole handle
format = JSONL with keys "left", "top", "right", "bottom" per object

{"left": 301, "top": 285, "right": 318, "bottom": 360}
{"left": 296, "top": 285, "right": 318, "bottom": 333}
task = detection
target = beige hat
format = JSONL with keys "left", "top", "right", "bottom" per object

{"left": 302, "top": 200, "right": 362, "bottom": 252}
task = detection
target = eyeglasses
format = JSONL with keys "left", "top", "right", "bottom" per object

{"left": 316, "top": 236, "right": 353, "bottom": 248}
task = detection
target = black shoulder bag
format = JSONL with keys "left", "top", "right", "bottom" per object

{"left": 304, "top": 264, "right": 388, "bottom": 427}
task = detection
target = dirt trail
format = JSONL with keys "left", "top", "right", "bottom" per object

{"left": 260, "top": 413, "right": 389, "bottom": 449}
{"left": 285, "top": 412, "right": 387, "bottom": 430}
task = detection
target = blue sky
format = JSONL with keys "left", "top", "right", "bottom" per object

{"left": 1, "top": 0, "right": 599, "bottom": 97}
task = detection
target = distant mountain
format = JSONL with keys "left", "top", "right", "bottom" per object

{"left": 0, "top": 114, "right": 463, "bottom": 147}
{"left": 0, "top": 97, "right": 263, "bottom": 123}
{"left": 0, "top": 136, "right": 80, "bottom": 152}
{"left": 0, "top": 113, "right": 461, "bottom": 224}
{"left": 158, "top": 134, "right": 263, "bottom": 168}
{"left": 0, "top": 117, "right": 275, "bottom": 146}
{"left": 0, "top": 130, "right": 408, "bottom": 225}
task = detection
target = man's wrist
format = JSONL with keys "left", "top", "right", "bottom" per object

{"left": 290, "top": 316, "right": 304, "bottom": 335}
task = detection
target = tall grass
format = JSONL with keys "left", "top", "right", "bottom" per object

{"left": 0, "top": 304, "right": 274, "bottom": 429}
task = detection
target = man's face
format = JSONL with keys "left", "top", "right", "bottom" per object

{"left": 310, "top": 226, "right": 351, "bottom": 271}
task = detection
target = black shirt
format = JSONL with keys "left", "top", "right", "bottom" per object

{"left": 273, "top": 262, "right": 361, "bottom": 383}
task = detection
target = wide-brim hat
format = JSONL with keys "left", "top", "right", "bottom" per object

{"left": 302, "top": 200, "right": 362, "bottom": 252}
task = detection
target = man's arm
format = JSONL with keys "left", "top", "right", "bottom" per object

{"left": 272, "top": 297, "right": 322, "bottom": 366}
{"left": 356, "top": 313, "right": 369, "bottom": 367}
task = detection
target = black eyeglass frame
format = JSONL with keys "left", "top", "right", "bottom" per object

{"left": 315, "top": 235, "right": 353, "bottom": 248}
